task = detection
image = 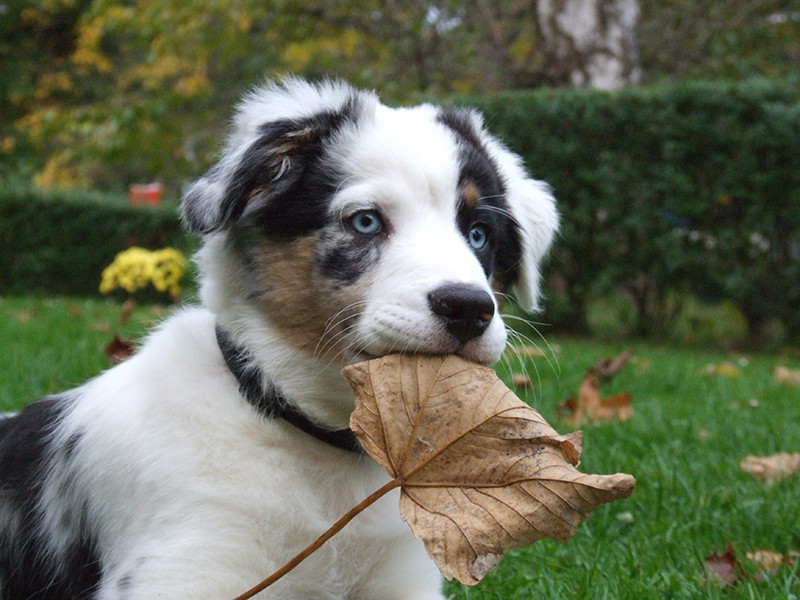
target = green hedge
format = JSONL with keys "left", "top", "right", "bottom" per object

{"left": 0, "top": 189, "right": 189, "bottom": 297}
{"left": 470, "top": 80, "right": 800, "bottom": 342}
{"left": 3, "top": 80, "right": 799, "bottom": 343}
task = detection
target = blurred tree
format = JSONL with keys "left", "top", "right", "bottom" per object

{"left": 0, "top": 0, "right": 92, "bottom": 182}
{"left": 1, "top": 0, "right": 797, "bottom": 193}
{"left": 639, "top": 0, "right": 800, "bottom": 82}
{"left": 535, "top": 0, "right": 640, "bottom": 89}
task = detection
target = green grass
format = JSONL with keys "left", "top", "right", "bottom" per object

{"left": 0, "top": 295, "right": 168, "bottom": 409}
{"left": 2, "top": 295, "right": 799, "bottom": 599}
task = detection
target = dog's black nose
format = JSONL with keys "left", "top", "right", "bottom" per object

{"left": 428, "top": 284, "right": 495, "bottom": 345}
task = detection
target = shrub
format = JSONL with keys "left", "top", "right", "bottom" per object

{"left": 469, "top": 79, "right": 800, "bottom": 343}
{"left": 0, "top": 188, "right": 190, "bottom": 297}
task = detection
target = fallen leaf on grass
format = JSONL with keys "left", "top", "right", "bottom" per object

{"left": 511, "top": 373, "right": 533, "bottom": 388}
{"left": 12, "top": 309, "right": 37, "bottom": 324}
{"left": 703, "top": 544, "right": 800, "bottom": 586}
{"left": 774, "top": 366, "right": 800, "bottom": 386}
{"left": 701, "top": 362, "right": 741, "bottom": 377}
{"left": 510, "top": 345, "right": 546, "bottom": 358}
{"left": 740, "top": 452, "right": 800, "bottom": 484}
{"left": 591, "top": 349, "right": 632, "bottom": 379}
{"left": 559, "top": 372, "right": 633, "bottom": 425}
{"left": 119, "top": 298, "right": 137, "bottom": 326}
{"left": 343, "top": 354, "right": 635, "bottom": 585}
{"left": 746, "top": 549, "right": 799, "bottom": 576}
{"left": 105, "top": 334, "right": 136, "bottom": 364}
{"left": 703, "top": 543, "right": 747, "bottom": 586}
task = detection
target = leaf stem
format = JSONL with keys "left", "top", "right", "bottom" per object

{"left": 231, "top": 477, "right": 403, "bottom": 600}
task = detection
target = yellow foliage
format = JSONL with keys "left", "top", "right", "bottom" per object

{"left": 0, "top": 137, "right": 17, "bottom": 154}
{"left": 20, "top": 0, "right": 77, "bottom": 26}
{"left": 34, "top": 72, "right": 75, "bottom": 101}
{"left": 73, "top": 21, "right": 113, "bottom": 74}
{"left": 122, "top": 55, "right": 194, "bottom": 91}
{"left": 282, "top": 27, "right": 363, "bottom": 71}
{"left": 33, "top": 151, "right": 85, "bottom": 190}
{"left": 20, "top": 7, "right": 50, "bottom": 26}
{"left": 235, "top": 11, "right": 252, "bottom": 32}
{"left": 509, "top": 34, "right": 535, "bottom": 66}
{"left": 100, "top": 247, "right": 187, "bottom": 297}
{"left": 174, "top": 73, "right": 209, "bottom": 98}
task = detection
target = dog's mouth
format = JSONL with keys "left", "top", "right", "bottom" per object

{"left": 351, "top": 350, "right": 380, "bottom": 363}
{"left": 349, "top": 341, "right": 499, "bottom": 367}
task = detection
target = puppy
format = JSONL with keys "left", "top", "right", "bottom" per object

{"left": 0, "top": 78, "right": 557, "bottom": 599}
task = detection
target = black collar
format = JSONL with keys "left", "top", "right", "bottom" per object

{"left": 215, "top": 325, "right": 363, "bottom": 454}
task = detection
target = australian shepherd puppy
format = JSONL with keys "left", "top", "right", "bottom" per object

{"left": 0, "top": 78, "right": 558, "bottom": 599}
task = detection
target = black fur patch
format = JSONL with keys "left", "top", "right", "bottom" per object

{"left": 437, "top": 107, "right": 523, "bottom": 290}
{"left": 212, "top": 94, "right": 364, "bottom": 239}
{"left": 316, "top": 229, "right": 382, "bottom": 287}
{"left": 0, "top": 395, "right": 101, "bottom": 600}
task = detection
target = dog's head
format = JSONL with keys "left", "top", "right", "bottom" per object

{"left": 183, "top": 78, "right": 557, "bottom": 366}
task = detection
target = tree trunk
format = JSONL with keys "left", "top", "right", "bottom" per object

{"left": 536, "top": 0, "right": 640, "bottom": 89}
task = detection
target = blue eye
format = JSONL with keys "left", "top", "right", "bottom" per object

{"left": 349, "top": 210, "right": 383, "bottom": 235}
{"left": 468, "top": 224, "right": 488, "bottom": 250}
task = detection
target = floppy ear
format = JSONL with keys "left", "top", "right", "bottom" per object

{"left": 505, "top": 173, "right": 559, "bottom": 312}
{"left": 181, "top": 78, "right": 371, "bottom": 235}
{"left": 489, "top": 140, "right": 559, "bottom": 313}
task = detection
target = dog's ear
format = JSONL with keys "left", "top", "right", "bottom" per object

{"left": 474, "top": 117, "right": 558, "bottom": 313}
{"left": 502, "top": 170, "right": 559, "bottom": 313}
{"left": 444, "top": 108, "right": 559, "bottom": 313}
{"left": 182, "top": 79, "right": 372, "bottom": 235}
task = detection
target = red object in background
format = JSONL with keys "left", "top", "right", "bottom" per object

{"left": 129, "top": 183, "right": 162, "bottom": 206}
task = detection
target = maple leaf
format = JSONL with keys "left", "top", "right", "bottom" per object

{"left": 104, "top": 334, "right": 136, "bottom": 364}
{"left": 343, "top": 354, "right": 635, "bottom": 585}
{"left": 559, "top": 372, "right": 633, "bottom": 426}
{"left": 511, "top": 373, "right": 534, "bottom": 388}
{"left": 703, "top": 543, "right": 747, "bottom": 586}
{"left": 774, "top": 366, "right": 800, "bottom": 386}
{"left": 740, "top": 452, "right": 800, "bottom": 484}
{"left": 746, "top": 549, "right": 799, "bottom": 576}
{"left": 590, "top": 349, "right": 632, "bottom": 380}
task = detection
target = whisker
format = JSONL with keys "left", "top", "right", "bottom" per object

{"left": 502, "top": 314, "right": 561, "bottom": 379}
{"left": 315, "top": 319, "right": 364, "bottom": 363}
{"left": 314, "top": 301, "right": 369, "bottom": 360}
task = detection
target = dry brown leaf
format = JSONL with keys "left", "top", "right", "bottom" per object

{"left": 105, "top": 334, "right": 136, "bottom": 364}
{"left": 591, "top": 349, "right": 632, "bottom": 380}
{"left": 512, "top": 345, "right": 546, "bottom": 357}
{"left": 703, "top": 543, "right": 747, "bottom": 586}
{"left": 511, "top": 373, "right": 534, "bottom": 388}
{"left": 560, "top": 372, "right": 633, "bottom": 425}
{"left": 119, "top": 298, "right": 137, "bottom": 326}
{"left": 342, "top": 354, "right": 635, "bottom": 586}
{"left": 740, "top": 452, "right": 800, "bottom": 484}
{"left": 746, "top": 549, "right": 799, "bottom": 575}
{"left": 774, "top": 366, "right": 800, "bottom": 386}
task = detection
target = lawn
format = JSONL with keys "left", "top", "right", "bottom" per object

{"left": 2, "top": 295, "right": 799, "bottom": 599}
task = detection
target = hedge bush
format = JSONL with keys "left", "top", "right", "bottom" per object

{"left": 3, "top": 80, "right": 799, "bottom": 344}
{"left": 470, "top": 79, "right": 800, "bottom": 343}
{"left": 0, "top": 189, "right": 190, "bottom": 297}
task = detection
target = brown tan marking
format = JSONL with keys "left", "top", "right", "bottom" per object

{"left": 461, "top": 180, "right": 482, "bottom": 209}
{"left": 250, "top": 236, "right": 372, "bottom": 356}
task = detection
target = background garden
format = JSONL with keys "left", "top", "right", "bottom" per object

{"left": 1, "top": 1, "right": 799, "bottom": 598}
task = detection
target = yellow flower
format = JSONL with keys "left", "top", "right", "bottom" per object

{"left": 99, "top": 247, "right": 187, "bottom": 298}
